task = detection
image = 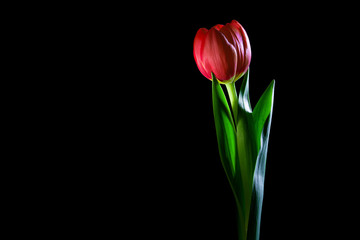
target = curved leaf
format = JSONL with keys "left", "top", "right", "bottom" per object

{"left": 212, "top": 73, "right": 237, "bottom": 177}
{"left": 238, "top": 69, "right": 252, "bottom": 113}
{"left": 253, "top": 80, "right": 275, "bottom": 152}
{"left": 247, "top": 80, "right": 275, "bottom": 240}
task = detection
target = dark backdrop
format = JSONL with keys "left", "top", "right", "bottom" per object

{"left": 53, "top": 1, "right": 357, "bottom": 239}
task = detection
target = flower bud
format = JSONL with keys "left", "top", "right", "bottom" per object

{"left": 193, "top": 20, "right": 251, "bottom": 83}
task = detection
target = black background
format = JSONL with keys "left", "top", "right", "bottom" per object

{"left": 34, "top": 1, "right": 358, "bottom": 239}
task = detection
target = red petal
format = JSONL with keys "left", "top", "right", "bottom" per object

{"left": 225, "top": 24, "right": 244, "bottom": 76}
{"left": 213, "top": 24, "right": 224, "bottom": 30}
{"left": 193, "top": 28, "right": 211, "bottom": 79}
{"left": 230, "top": 20, "right": 250, "bottom": 52}
{"left": 229, "top": 20, "right": 251, "bottom": 76}
{"left": 202, "top": 28, "right": 237, "bottom": 82}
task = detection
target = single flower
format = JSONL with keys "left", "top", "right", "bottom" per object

{"left": 193, "top": 20, "right": 251, "bottom": 83}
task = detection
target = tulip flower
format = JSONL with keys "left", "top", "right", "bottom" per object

{"left": 193, "top": 20, "right": 275, "bottom": 240}
{"left": 193, "top": 20, "right": 251, "bottom": 84}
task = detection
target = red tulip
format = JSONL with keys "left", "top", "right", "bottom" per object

{"left": 193, "top": 20, "right": 251, "bottom": 83}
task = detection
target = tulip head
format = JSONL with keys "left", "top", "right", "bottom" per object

{"left": 193, "top": 20, "right": 251, "bottom": 83}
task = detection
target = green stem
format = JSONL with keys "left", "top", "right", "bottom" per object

{"left": 226, "top": 81, "right": 250, "bottom": 240}
{"left": 236, "top": 114, "right": 253, "bottom": 237}
{"left": 225, "top": 82, "right": 239, "bottom": 126}
{"left": 226, "top": 81, "right": 255, "bottom": 239}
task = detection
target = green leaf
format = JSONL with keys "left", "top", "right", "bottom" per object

{"left": 247, "top": 80, "right": 275, "bottom": 240}
{"left": 253, "top": 80, "right": 275, "bottom": 152}
{"left": 238, "top": 69, "right": 252, "bottom": 113}
{"left": 212, "top": 73, "right": 237, "bottom": 177}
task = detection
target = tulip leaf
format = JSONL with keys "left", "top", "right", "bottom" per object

{"left": 247, "top": 80, "right": 275, "bottom": 240}
{"left": 212, "top": 73, "right": 237, "bottom": 177}
{"left": 253, "top": 80, "right": 275, "bottom": 151}
{"left": 238, "top": 69, "right": 252, "bottom": 113}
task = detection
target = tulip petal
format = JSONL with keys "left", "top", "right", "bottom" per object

{"left": 220, "top": 23, "right": 244, "bottom": 80}
{"left": 214, "top": 24, "right": 224, "bottom": 30}
{"left": 229, "top": 20, "right": 251, "bottom": 75}
{"left": 203, "top": 28, "right": 237, "bottom": 82}
{"left": 193, "top": 28, "right": 211, "bottom": 79}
